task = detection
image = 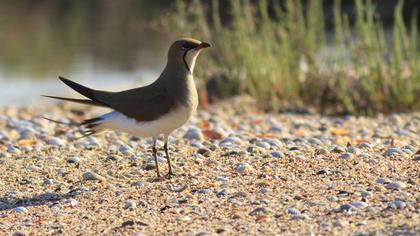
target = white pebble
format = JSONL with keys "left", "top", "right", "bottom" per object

{"left": 351, "top": 201, "right": 368, "bottom": 209}
{"left": 183, "top": 128, "right": 204, "bottom": 141}
{"left": 270, "top": 151, "right": 284, "bottom": 158}
{"left": 12, "top": 207, "right": 28, "bottom": 213}
{"left": 235, "top": 163, "right": 253, "bottom": 174}
{"left": 383, "top": 148, "right": 403, "bottom": 157}
{"left": 82, "top": 172, "right": 105, "bottom": 181}
{"left": 47, "top": 137, "right": 65, "bottom": 147}
{"left": 388, "top": 199, "right": 406, "bottom": 209}
{"left": 386, "top": 181, "right": 406, "bottom": 190}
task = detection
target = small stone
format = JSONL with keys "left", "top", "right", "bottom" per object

{"left": 388, "top": 199, "right": 406, "bottom": 209}
{"left": 357, "top": 142, "right": 373, "bottom": 148}
{"left": 119, "top": 145, "right": 133, "bottom": 156}
{"left": 351, "top": 201, "right": 368, "bottom": 209}
{"left": 340, "top": 153, "right": 352, "bottom": 160}
{"left": 67, "top": 156, "right": 80, "bottom": 163}
{"left": 124, "top": 200, "right": 137, "bottom": 210}
{"left": 287, "top": 208, "right": 301, "bottom": 215}
{"left": 316, "top": 169, "right": 329, "bottom": 175}
{"left": 259, "top": 188, "right": 269, "bottom": 194}
{"left": 82, "top": 171, "right": 105, "bottom": 181}
{"left": 7, "top": 145, "right": 20, "bottom": 154}
{"left": 215, "top": 177, "right": 228, "bottom": 182}
{"left": 43, "top": 179, "right": 54, "bottom": 185}
{"left": 20, "top": 146, "right": 32, "bottom": 152}
{"left": 12, "top": 231, "right": 27, "bottom": 236}
{"left": 413, "top": 155, "right": 420, "bottom": 161}
{"left": 270, "top": 151, "right": 284, "bottom": 158}
{"left": 316, "top": 148, "right": 330, "bottom": 155}
{"left": 291, "top": 214, "right": 308, "bottom": 220}
{"left": 183, "top": 128, "right": 204, "bottom": 141}
{"left": 66, "top": 198, "right": 78, "bottom": 207}
{"left": 249, "top": 207, "right": 271, "bottom": 216}
{"left": 256, "top": 142, "right": 270, "bottom": 149}
{"left": 331, "top": 145, "right": 346, "bottom": 153}
{"left": 361, "top": 191, "right": 373, "bottom": 198}
{"left": 12, "top": 207, "right": 28, "bottom": 213}
{"left": 386, "top": 181, "right": 406, "bottom": 190}
{"left": 47, "top": 137, "right": 65, "bottom": 147}
{"left": 235, "top": 163, "right": 253, "bottom": 174}
{"left": 376, "top": 177, "right": 391, "bottom": 184}
{"left": 197, "top": 148, "right": 211, "bottom": 157}
{"left": 383, "top": 148, "right": 403, "bottom": 157}
{"left": 308, "top": 138, "right": 322, "bottom": 145}
{"left": 131, "top": 181, "right": 144, "bottom": 187}
{"left": 216, "top": 189, "right": 230, "bottom": 197}
{"left": 339, "top": 204, "right": 353, "bottom": 212}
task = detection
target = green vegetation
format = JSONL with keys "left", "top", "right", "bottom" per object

{"left": 171, "top": 0, "right": 420, "bottom": 115}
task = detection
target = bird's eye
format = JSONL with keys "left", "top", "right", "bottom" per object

{"left": 182, "top": 42, "right": 197, "bottom": 50}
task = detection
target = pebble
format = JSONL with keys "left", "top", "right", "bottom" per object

{"left": 339, "top": 204, "right": 353, "bottom": 212}
{"left": 12, "top": 207, "right": 28, "bottom": 213}
{"left": 386, "top": 181, "right": 406, "bottom": 190}
{"left": 7, "top": 145, "right": 20, "bottom": 154}
{"left": 383, "top": 148, "right": 403, "bottom": 157}
{"left": 183, "top": 128, "right": 204, "bottom": 141}
{"left": 287, "top": 208, "right": 301, "bottom": 215}
{"left": 340, "top": 153, "right": 352, "bottom": 160}
{"left": 119, "top": 145, "right": 133, "bottom": 155}
{"left": 131, "top": 181, "right": 144, "bottom": 187}
{"left": 413, "top": 155, "right": 420, "bottom": 161}
{"left": 256, "top": 141, "right": 270, "bottom": 149}
{"left": 388, "top": 199, "right": 406, "bottom": 209}
{"left": 331, "top": 145, "right": 346, "bottom": 153}
{"left": 270, "top": 151, "right": 284, "bottom": 158}
{"left": 351, "top": 201, "right": 368, "bottom": 209}
{"left": 82, "top": 172, "right": 106, "bottom": 181}
{"left": 197, "top": 148, "right": 211, "bottom": 157}
{"left": 315, "top": 148, "right": 330, "bottom": 155}
{"left": 235, "top": 163, "right": 253, "bottom": 174}
{"left": 43, "top": 178, "right": 54, "bottom": 185}
{"left": 215, "top": 177, "right": 228, "bottom": 182}
{"left": 361, "top": 191, "right": 373, "bottom": 198}
{"left": 47, "top": 137, "right": 65, "bottom": 147}
{"left": 67, "top": 156, "right": 80, "bottom": 163}
{"left": 259, "top": 188, "right": 269, "bottom": 194}
{"left": 66, "top": 198, "right": 78, "bottom": 207}
{"left": 124, "top": 200, "right": 137, "bottom": 210}
{"left": 291, "top": 214, "right": 308, "bottom": 220}
{"left": 308, "top": 138, "right": 322, "bottom": 145}
{"left": 316, "top": 169, "right": 329, "bottom": 175}
{"left": 376, "top": 177, "right": 391, "bottom": 184}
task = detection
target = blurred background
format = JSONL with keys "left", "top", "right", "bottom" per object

{"left": 1, "top": 0, "right": 420, "bottom": 115}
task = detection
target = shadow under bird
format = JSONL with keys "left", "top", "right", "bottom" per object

{"left": 43, "top": 38, "right": 211, "bottom": 177}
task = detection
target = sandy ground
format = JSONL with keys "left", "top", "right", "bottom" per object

{"left": 0, "top": 98, "right": 419, "bottom": 235}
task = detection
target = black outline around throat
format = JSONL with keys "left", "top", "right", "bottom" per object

{"left": 182, "top": 49, "right": 192, "bottom": 73}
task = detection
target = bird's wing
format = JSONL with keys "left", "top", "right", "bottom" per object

{"left": 98, "top": 86, "right": 176, "bottom": 122}
{"left": 48, "top": 76, "right": 175, "bottom": 122}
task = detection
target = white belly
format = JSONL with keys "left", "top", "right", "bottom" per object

{"left": 98, "top": 104, "right": 193, "bottom": 138}
{"left": 98, "top": 76, "right": 198, "bottom": 138}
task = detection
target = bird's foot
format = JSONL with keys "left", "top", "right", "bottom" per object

{"left": 165, "top": 171, "right": 175, "bottom": 178}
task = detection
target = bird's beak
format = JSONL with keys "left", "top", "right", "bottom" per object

{"left": 194, "top": 42, "right": 211, "bottom": 51}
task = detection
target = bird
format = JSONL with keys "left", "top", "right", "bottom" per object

{"left": 43, "top": 38, "right": 211, "bottom": 178}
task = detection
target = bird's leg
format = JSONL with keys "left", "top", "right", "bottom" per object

{"left": 152, "top": 138, "right": 161, "bottom": 177}
{"left": 164, "top": 136, "right": 175, "bottom": 177}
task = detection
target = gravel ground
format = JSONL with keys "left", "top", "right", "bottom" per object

{"left": 0, "top": 97, "right": 419, "bottom": 235}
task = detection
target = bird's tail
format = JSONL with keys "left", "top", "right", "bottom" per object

{"left": 43, "top": 116, "right": 104, "bottom": 140}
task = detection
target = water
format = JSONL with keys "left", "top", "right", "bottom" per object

{"left": 0, "top": 67, "right": 159, "bottom": 106}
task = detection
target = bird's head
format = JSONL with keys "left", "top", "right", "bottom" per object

{"left": 167, "top": 38, "right": 211, "bottom": 73}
